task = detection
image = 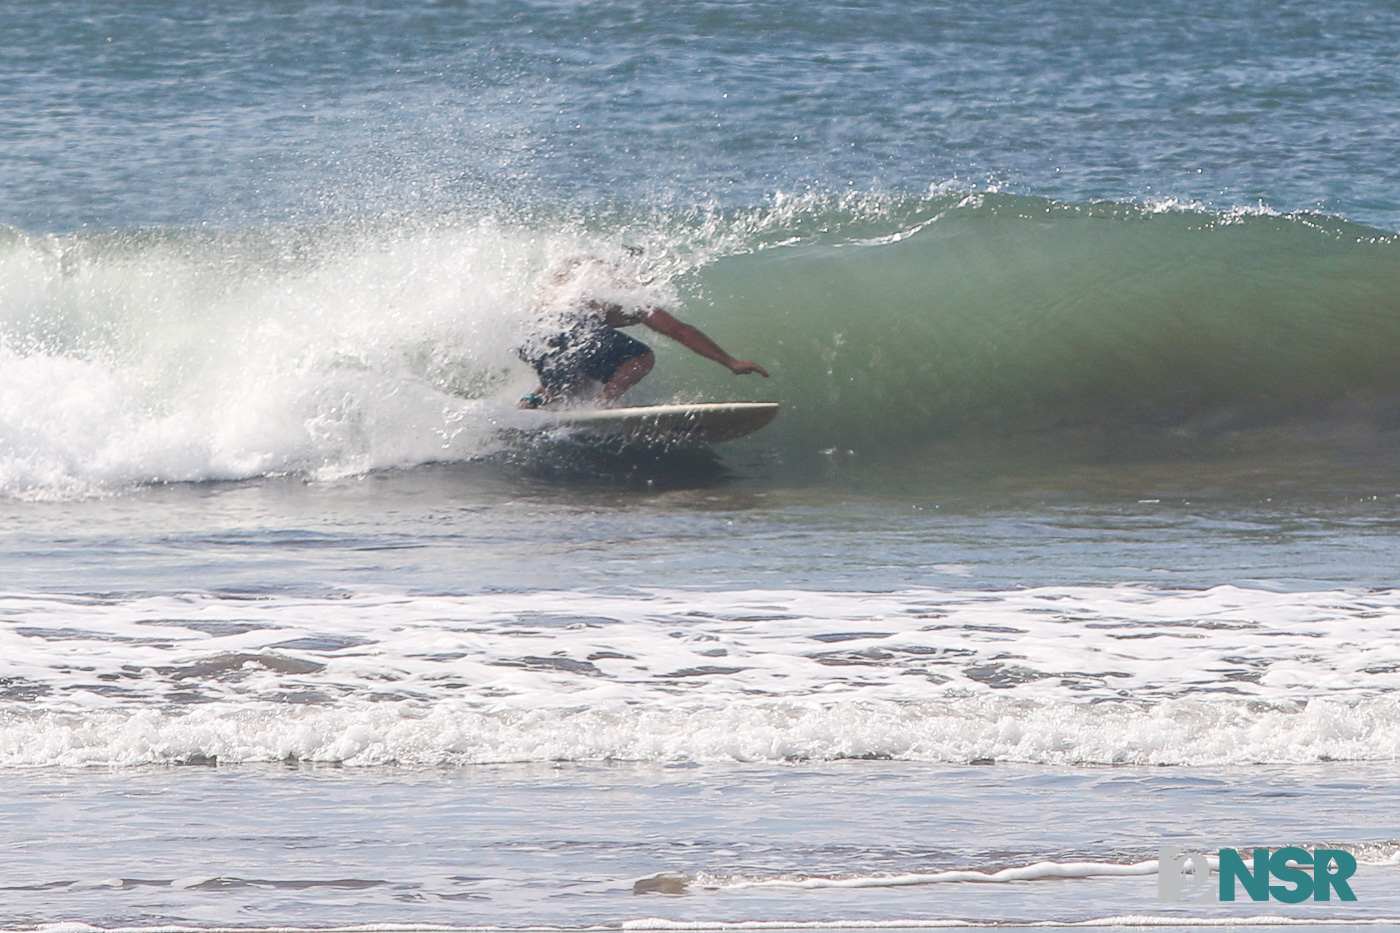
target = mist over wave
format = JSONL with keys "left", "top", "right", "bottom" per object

{"left": 0, "top": 219, "right": 540, "bottom": 498}
{"left": 3, "top": 191, "right": 1400, "bottom": 498}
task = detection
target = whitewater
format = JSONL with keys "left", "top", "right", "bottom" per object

{"left": 5, "top": 0, "right": 1400, "bottom": 930}
{"left": 5, "top": 585, "right": 1400, "bottom": 769}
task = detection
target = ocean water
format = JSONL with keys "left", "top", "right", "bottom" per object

{"left": 3, "top": 1, "right": 1400, "bottom": 931}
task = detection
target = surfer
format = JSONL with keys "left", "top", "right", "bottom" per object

{"left": 516, "top": 256, "right": 770, "bottom": 408}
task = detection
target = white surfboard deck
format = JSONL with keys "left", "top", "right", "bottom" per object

{"left": 531, "top": 402, "right": 779, "bottom": 443}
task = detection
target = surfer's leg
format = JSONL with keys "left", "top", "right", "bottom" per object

{"left": 581, "top": 329, "right": 655, "bottom": 406}
{"left": 599, "top": 351, "right": 654, "bottom": 406}
{"left": 523, "top": 344, "right": 586, "bottom": 407}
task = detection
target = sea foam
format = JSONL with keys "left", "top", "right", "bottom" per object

{"left": 3, "top": 585, "right": 1399, "bottom": 769}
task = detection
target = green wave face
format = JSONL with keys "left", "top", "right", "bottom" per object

{"left": 665, "top": 195, "right": 1400, "bottom": 456}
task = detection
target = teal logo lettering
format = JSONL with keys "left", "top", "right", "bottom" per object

{"left": 1159, "top": 847, "right": 1358, "bottom": 903}
{"left": 1218, "top": 848, "right": 1358, "bottom": 902}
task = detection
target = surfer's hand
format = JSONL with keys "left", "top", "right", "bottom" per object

{"left": 728, "top": 360, "right": 770, "bottom": 377}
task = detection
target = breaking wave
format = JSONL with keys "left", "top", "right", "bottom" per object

{"left": 3, "top": 190, "right": 1400, "bottom": 498}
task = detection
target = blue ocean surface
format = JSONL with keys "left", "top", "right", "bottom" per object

{"left": 2, "top": 1, "right": 1400, "bottom": 930}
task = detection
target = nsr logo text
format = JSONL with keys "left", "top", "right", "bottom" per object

{"left": 1158, "top": 847, "right": 1358, "bottom": 903}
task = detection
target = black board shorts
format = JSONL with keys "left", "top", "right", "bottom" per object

{"left": 523, "top": 327, "right": 653, "bottom": 394}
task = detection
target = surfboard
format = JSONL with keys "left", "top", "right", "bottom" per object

{"left": 531, "top": 402, "right": 779, "bottom": 443}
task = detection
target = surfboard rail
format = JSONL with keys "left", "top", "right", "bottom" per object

{"left": 530, "top": 401, "right": 779, "bottom": 443}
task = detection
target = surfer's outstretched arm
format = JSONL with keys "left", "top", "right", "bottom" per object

{"left": 640, "top": 310, "right": 771, "bottom": 377}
